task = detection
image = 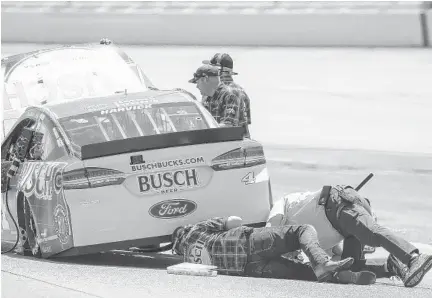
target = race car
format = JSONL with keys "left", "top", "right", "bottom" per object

{"left": 2, "top": 40, "right": 153, "bottom": 140}
{"left": 1, "top": 82, "right": 273, "bottom": 258}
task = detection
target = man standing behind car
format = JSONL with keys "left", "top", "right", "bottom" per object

{"left": 188, "top": 65, "right": 249, "bottom": 137}
{"left": 203, "top": 53, "right": 252, "bottom": 129}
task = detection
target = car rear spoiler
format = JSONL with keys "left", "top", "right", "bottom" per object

{"left": 80, "top": 127, "right": 245, "bottom": 160}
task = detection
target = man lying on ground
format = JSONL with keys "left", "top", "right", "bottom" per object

{"left": 266, "top": 184, "right": 432, "bottom": 287}
{"left": 171, "top": 215, "right": 378, "bottom": 284}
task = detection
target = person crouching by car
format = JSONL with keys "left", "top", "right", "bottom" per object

{"left": 170, "top": 215, "right": 383, "bottom": 284}
{"left": 188, "top": 65, "right": 250, "bottom": 137}
{"left": 266, "top": 185, "right": 432, "bottom": 288}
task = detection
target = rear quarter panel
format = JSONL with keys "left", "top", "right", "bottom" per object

{"left": 16, "top": 160, "right": 75, "bottom": 257}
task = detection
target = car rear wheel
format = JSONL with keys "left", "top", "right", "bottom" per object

{"left": 23, "top": 199, "right": 41, "bottom": 258}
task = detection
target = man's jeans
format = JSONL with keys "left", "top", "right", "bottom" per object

{"left": 328, "top": 191, "right": 418, "bottom": 265}
{"left": 243, "top": 225, "right": 329, "bottom": 280}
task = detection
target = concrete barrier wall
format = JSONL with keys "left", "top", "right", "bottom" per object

{"left": 0, "top": 11, "right": 426, "bottom": 47}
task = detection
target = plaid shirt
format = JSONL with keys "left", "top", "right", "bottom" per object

{"left": 220, "top": 73, "right": 251, "bottom": 125}
{"left": 202, "top": 84, "right": 248, "bottom": 127}
{"left": 177, "top": 217, "right": 253, "bottom": 275}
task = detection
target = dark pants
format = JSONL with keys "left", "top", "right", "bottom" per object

{"left": 327, "top": 188, "right": 418, "bottom": 265}
{"left": 244, "top": 225, "right": 329, "bottom": 280}
{"left": 342, "top": 236, "right": 392, "bottom": 278}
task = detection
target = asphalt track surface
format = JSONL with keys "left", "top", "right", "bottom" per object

{"left": 2, "top": 44, "right": 432, "bottom": 297}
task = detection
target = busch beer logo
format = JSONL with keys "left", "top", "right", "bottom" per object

{"left": 137, "top": 169, "right": 199, "bottom": 194}
{"left": 18, "top": 162, "right": 65, "bottom": 200}
{"left": 149, "top": 199, "right": 197, "bottom": 219}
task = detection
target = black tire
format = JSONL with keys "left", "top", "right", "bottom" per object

{"left": 24, "top": 199, "right": 42, "bottom": 258}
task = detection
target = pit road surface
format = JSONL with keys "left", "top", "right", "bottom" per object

{"left": 2, "top": 44, "right": 432, "bottom": 297}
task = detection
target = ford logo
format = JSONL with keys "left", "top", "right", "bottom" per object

{"left": 149, "top": 199, "right": 197, "bottom": 219}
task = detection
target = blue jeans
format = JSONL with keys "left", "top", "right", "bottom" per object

{"left": 243, "top": 225, "right": 329, "bottom": 280}
{"left": 337, "top": 204, "right": 418, "bottom": 265}
{"left": 324, "top": 187, "right": 419, "bottom": 265}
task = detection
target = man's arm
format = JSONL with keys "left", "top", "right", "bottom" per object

{"left": 230, "top": 83, "right": 251, "bottom": 125}
{"left": 266, "top": 198, "right": 286, "bottom": 227}
{"left": 194, "top": 217, "right": 228, "bottom": 231}
{"left": 242, "top": 90, "right": 251, "bottom": 125}
{"left": 195, "top": 216, "right": 243, "bottom": 231}
{"left": 219, "top": 90, "right": 241, "bottom": 126}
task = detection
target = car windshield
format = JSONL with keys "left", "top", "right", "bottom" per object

{"left": 59, "top": 102, "right": 213, "bottom": 149}
{"left": 3, "top": 47, "right": 147, "bottom": 110}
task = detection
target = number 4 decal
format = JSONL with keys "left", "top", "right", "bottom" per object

{"left": 241, "top": 172, "right": 255, "bottom": 185}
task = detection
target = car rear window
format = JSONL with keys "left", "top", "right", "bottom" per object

{"left": 3, "top": 48, "right": 147, "bottom": 110}
{"left": 59, "top": 102, "right": 212, "bottom": 147}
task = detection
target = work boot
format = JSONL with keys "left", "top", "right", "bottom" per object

{"left": 404, "top": 254, "right": 432, "bottom": 287}
{"left": 333, "top": 270, "right": 376, "bottom": 285}
{"left": 387, "top": 254, "right": 407, "bottom": 282}
{"left": 387, "top": 253, "right": 432, "bottom": 287}
{"left": 314, "top": 257, "right": 354, "bottom": 282}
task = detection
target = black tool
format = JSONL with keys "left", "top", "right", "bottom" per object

{"left": 355, "top": 173, "right": 374, "bottom": 191}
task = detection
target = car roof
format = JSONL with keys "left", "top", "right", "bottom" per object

{"left": 2, "top": 42, "right": 155, "bottom": 92}
{"left": 41, "top": 90, "right": 196, "bottom": 120}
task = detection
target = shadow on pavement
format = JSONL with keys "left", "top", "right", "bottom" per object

{"left": 3, "top": 250, "right": 183, "bottom": 270}
{"left": 55, "top": 250, "right": 183, "bottom": 269}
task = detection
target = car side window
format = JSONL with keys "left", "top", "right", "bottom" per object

{"left": 30, "top": 115, "right": 67, "bottom": 161}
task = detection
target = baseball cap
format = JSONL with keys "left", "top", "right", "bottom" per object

{"left": 203, "top": 53, "right": 238, "bottom": 75}
{"left": 188, "top": 64, "right": 220, "bottom": 83}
